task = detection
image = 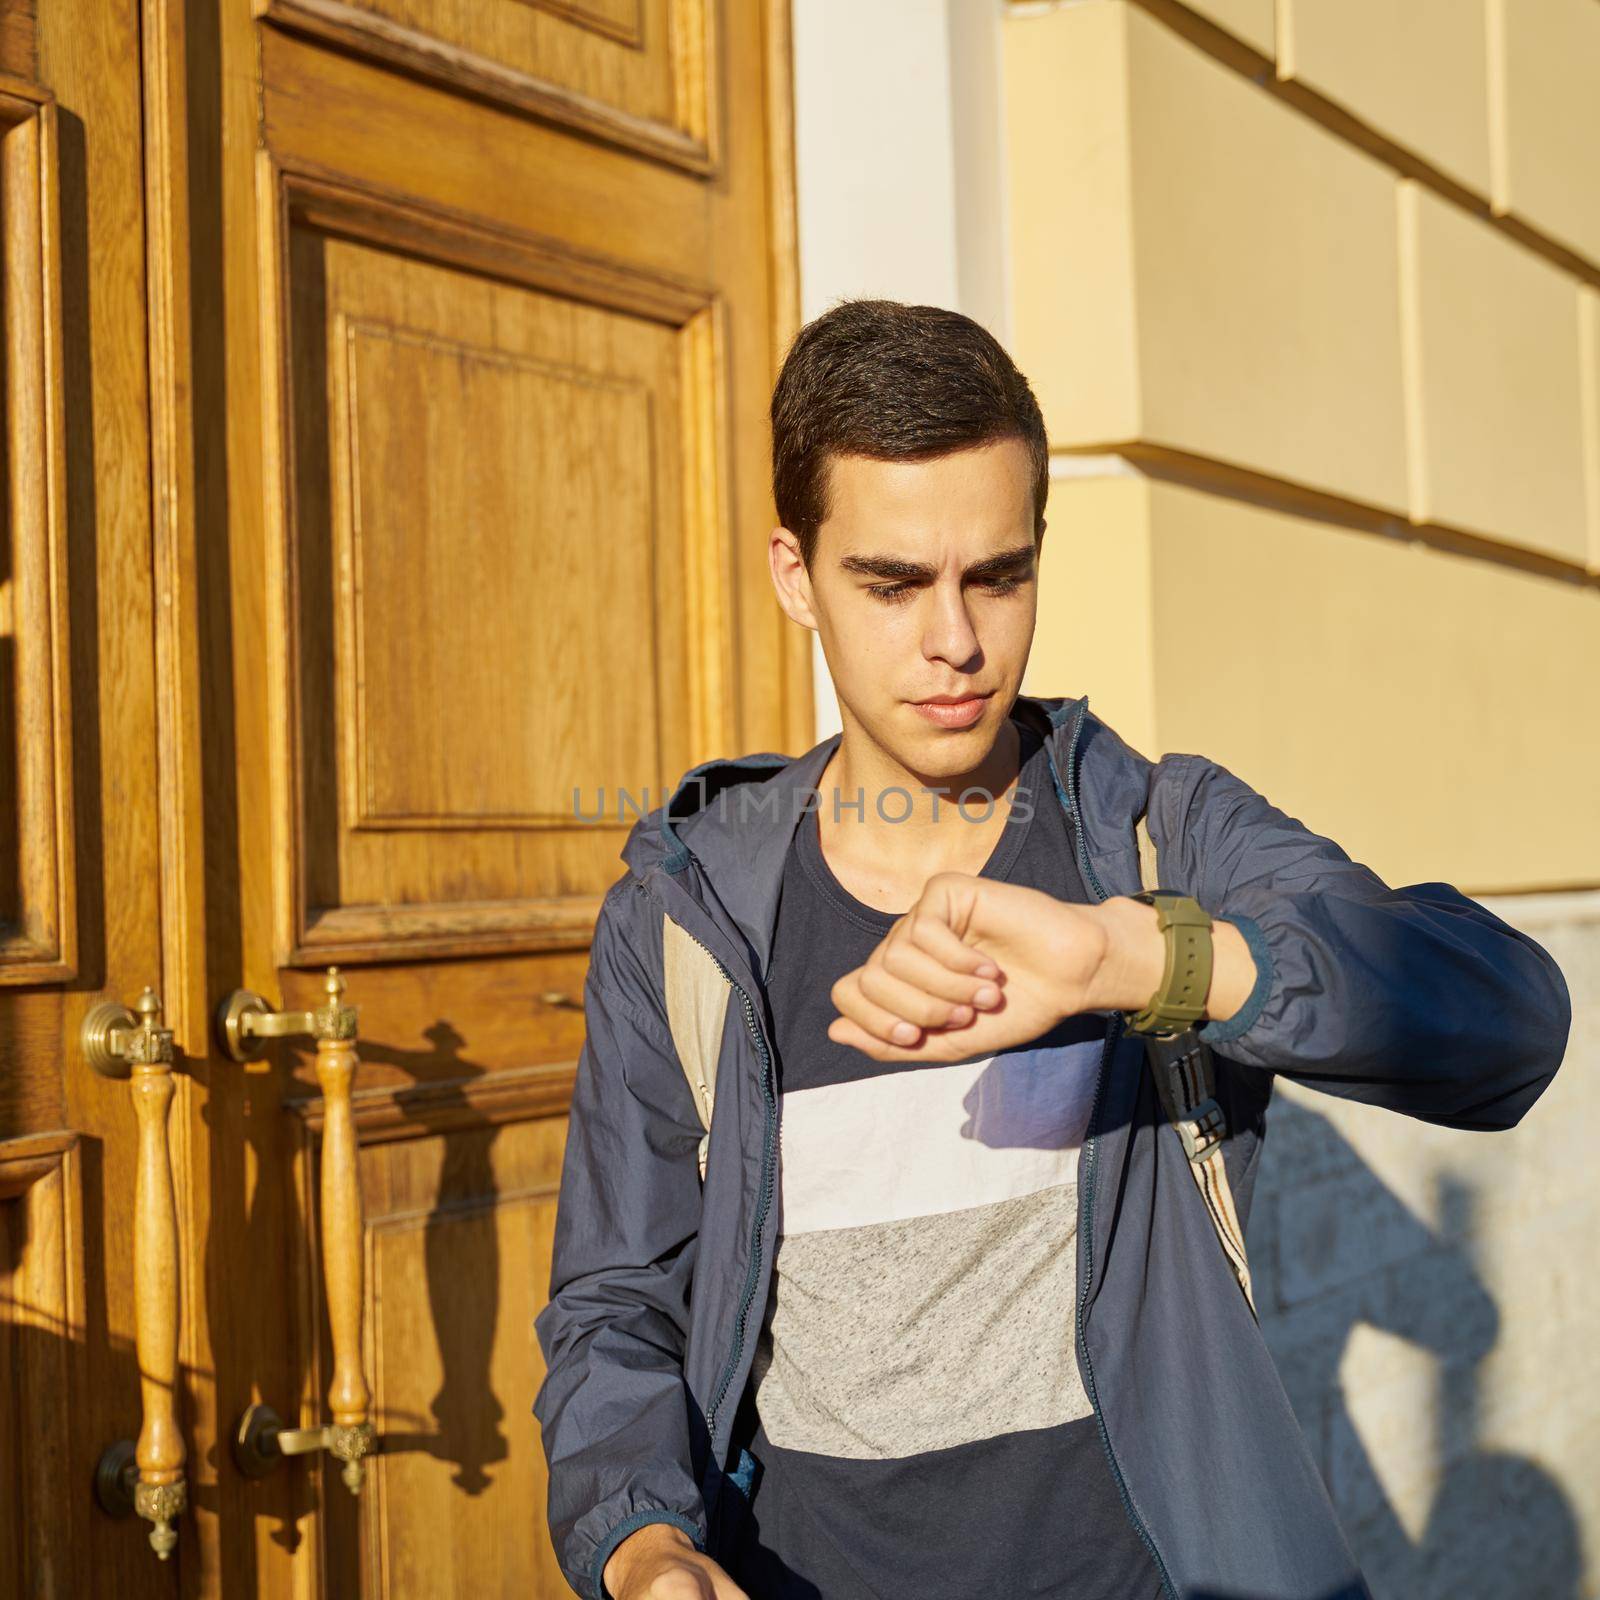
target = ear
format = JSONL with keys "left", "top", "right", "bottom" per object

{"left": 769, "top": 525, "right": 819, "bottom": 631}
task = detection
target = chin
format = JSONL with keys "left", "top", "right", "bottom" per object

{"left": 895, "top": 707, "right": 1008, "bottom": 776}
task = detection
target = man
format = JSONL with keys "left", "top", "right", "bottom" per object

{"left": 534, "top": 300, "right": 1571, "bottom": 1600}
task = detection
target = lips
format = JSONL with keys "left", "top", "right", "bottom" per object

{"left": 909, "top": 691, "right": 992, "bottom": 730}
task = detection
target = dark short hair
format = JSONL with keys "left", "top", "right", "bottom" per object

{"left": 770, "top": 298, "right": 1049, "bottom": 566}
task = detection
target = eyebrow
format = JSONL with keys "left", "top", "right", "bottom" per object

{"left": 839, "top": 544, "right": 1038, "bottom": 583}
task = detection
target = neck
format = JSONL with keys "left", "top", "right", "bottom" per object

{"left": 810, "top": 713, "right": 1024, "bottom": 909}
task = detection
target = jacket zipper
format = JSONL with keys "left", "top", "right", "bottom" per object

{"left": 1049, "top": 711, "right": 1179, "bottom": 1599}
{"left": 1057, "top": 698, "right": 1111, "bottom": 903}
{"left": 667, "top": 918, "right": 778, "bottom": 1454}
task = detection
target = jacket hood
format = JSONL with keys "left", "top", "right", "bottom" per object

{"left": 617, "top": 692, "right": 1157, "bottom": 983}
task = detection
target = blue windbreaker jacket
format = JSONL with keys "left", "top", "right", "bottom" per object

{"left": 532, "top": 693, "right": 1572, "bottom": 1600}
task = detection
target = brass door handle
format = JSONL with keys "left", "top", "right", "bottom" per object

{"left": 217, "top": 969, "right": 375, "bottom": 1492}
{"left": 82, "top": 989, "right": 187, "bottom": 1558}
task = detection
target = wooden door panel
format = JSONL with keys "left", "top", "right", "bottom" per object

{"left": 336, "top": 318, "right": 668, "bottom": 828}
{"left": 259, "top": 0, "right": 715, "bottom": 173}
{"left": 278, "top": 952, "right": 586, "bottom": 1099}
{"left": 0, "top": 1135, "right": 87, "bottom": 1596}
{"left": 258, "top": 31, "right": 715, "bottom": 359}
{"left": 346, "top": 1113, "right": 569, "bottom": 1598}
{"left": 0, "top": 90, "right": 74, "bottom": 985}
{"left": 284, "top": 225, "right": 707, "bottom": 964}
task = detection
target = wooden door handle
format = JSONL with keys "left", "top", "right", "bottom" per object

{"left": 83, "top": 988, "right": 187, "bottom": 1557}
{"left": 216, "top": 968, "right": 375, "bottom": 1492}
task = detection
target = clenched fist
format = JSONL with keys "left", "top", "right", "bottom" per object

{"left": 826, "top": 872, "right": 1116, "bottom": 1062}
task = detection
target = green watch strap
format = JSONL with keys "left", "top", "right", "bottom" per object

{"left": 1125, "top": 891, "right": 1214, "bottom": 1037}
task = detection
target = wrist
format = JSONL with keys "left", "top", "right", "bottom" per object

{"left": 1087, "top": 896, "right": 1256, "bottom": 1028}
{"left": 1084, "top": 897, "right": 1167, "bottom": 1014}
{"left": 602, "top": 1521, "right": 694, "bottom": 1598}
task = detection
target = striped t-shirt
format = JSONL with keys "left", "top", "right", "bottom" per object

{"left": 726, "top": 722, "right": 1162, "bottom": 1599}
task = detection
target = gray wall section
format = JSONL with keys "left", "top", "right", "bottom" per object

{"left": 1250, "top": 891, "right": 1599, "bottom": 1600}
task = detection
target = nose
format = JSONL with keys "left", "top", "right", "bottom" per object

{"left": 920, "top": 578, "right": 982, "bottom": 672}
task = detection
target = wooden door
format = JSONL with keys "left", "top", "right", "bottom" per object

{"left": 0, "top": 0, "right": 190, "bottom": 1591}
{"left": 138, "top": 1, "right": 807, "bottom": 1597}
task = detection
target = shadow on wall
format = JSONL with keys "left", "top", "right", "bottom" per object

{"left": 1250, "top": 1096, "right": 1583, "bottom": 1600}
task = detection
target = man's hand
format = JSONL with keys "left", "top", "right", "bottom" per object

{"left": 827, "top": 873, "right": 1255, "bottom": 1062}
{"left": 826, "top": 874, "right": 1107, "bottom": 1062}
{"left": 602, "top": 1523, "right": 748, "bottom": 1600}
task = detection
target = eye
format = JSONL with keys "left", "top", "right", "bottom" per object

{"left": 866, "top": 581, "right": 916, "bottom": 603}
{"left": 976, "top": 575, "right": 1026, "bottom": 596}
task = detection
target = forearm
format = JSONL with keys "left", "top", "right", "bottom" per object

{"left": 1130, "top": 751, "right": 1571, "bottom": 1125}
{"left": 1085, "top": 895, "right": 1257, "bottom": 1025}
{"left": 534, "top": 904, "right": 711, "bottom": 1598}
{"left": 1187, "top": 879, "right": 1569, "bottom": 1122}
{"left": 534, "top": 1291, "right": 708, "bottom": 1598}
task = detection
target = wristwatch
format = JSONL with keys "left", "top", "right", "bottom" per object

{"left": 1124, "top": 891, "right": 1213, "bottom": 1037}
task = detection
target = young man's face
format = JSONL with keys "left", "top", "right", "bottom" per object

{"left": 770, "top": 436, "right": 1042, "bottom": 781}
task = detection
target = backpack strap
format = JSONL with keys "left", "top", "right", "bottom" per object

{"left": 1134, "top": 811, "right": 1258, "bottom": 1318}
{"left": 661, "top": 915, "right": 733, "bottom": 1182}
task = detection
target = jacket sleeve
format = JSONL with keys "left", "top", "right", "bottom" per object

{"left": 1149, "top": 752, "right": 1572, "bottom": 1130}
{"left": 533, "top": 880, "right": 709, "bottom": 1598}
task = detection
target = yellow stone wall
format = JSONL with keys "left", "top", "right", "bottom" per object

{"left": 1007, "top": 0, "right": 1600, "bottom": 894}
